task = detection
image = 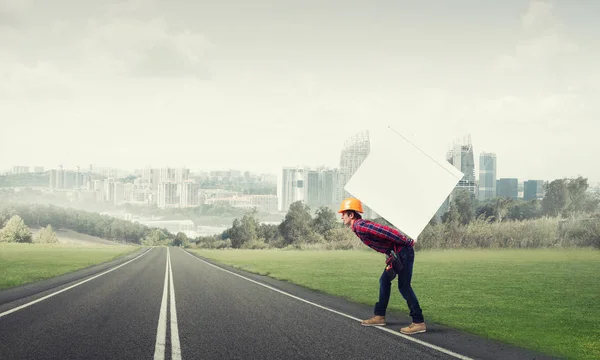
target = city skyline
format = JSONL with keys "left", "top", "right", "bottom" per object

{"left": 2, "top": 128, "right": 600, "bottom": 184}
{"left": 1, "top": 1, "right": 599, "bottom": 184}
{"left": 3, "top": 153, "right": 598, "bottom": 219}
{"left": 4, "top": 131, "right": 594, "bottom": 185}
{"left": 3, "top": 162, "right": 594, "bottom": 187}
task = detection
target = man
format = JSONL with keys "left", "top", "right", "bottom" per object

{"left": 338, "top": 197, "right": 426, "bottom": 335}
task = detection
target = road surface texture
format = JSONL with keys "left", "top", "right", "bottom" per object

{"left": 0, "top": 247, "right": 561, "bottom": 360}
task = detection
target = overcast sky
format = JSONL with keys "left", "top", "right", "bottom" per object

{"left": 1, "top": 0, "right": 598, "bottom": 183}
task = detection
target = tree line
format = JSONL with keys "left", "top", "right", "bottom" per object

{"left": 2, "top": 176, "right": 598, "bottom": 250}
{"left": 195, "top": 176, "right": 600, "bottom": 250}
{"left": 441, "top": 176, "right": 599, "bottom": 226}
{"left": 0, "top": 202, "right": 178, "bottom": 245}
{"left": 194, "top": 202, "right": 391, "bottom": 250}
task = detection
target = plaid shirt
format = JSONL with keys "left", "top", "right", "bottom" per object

{"left": 351, "top": 219, "right": 414, "bottom": 254}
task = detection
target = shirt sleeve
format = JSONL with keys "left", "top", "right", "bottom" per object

{"left": 355, "top": 221, "right": 414, "bottom": 247}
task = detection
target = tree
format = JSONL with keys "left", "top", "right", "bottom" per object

{"left": 566, "top": 176, "right": 590, "bottom": 215}
{"left": 323, "top": 227, "right": 358, "bottom": 249}
{"left": 0, "top": 205, "right": 18, "bottom": 228}
{"left": 312, "top": 206, "right": 338, "bottom": 235}
{"left": 257, "top": 223, "right": 282, "bottom": 246}
{"left": 278, "top": 201, "right": 317, "bottom": 245}
{"left": 453, "top": 190, "right": 474, "bottom": 225}
{"left": 0, "top": 202, "right": 177, "bottom": 245}
{"left": 542, "top": 179, "right": 569, "bottom": 217}
{"left": 0, "top": 215, "right": 32, "bottom": 243}
{"left": 142, "top": 229, "right": 169, "bottom": 246}
{"left": 441, "top": 190, "right": 474, "bottom": 225}
{"left": 428, "top": 216, "right": 438, "bottom": 226}
{"left": 239, "top": 209, "right": 260, "bottom": 245}
{"left": 506, "top": 200, "right": 542, "bottom": 221}
{"left": 441, "top": 201, "right": 460, "bottom": 224}
{"left": 475, "top": 203, "right": 495, "bottom": 221}
{"left": 227, "top": 218, "right": 243, "bottom": 248}
{"left": 172, "top": 232, "right": 189, "bottom": 247}
{"left": 542, "top": 177, "right": 594, "bottom": 218}
{"left": 33, "top": 225, "right": 59, "bottom": 244}
{"left": 584, "top": 194, "right": 600, "bottom": 213}
{"left": 493, "top": 197, "right": 514, "bottom": 222}
{"left": 224, "top": 210, "right": 260, "bottom": 249}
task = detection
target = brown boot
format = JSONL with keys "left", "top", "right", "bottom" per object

{"left": 400, "top": 322, "right": 426, "bottom": 334}
{"left": 360, "top": 315, "right": 386, "bottom": 326}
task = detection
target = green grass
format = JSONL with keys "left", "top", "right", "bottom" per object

{"left": 0, "top": 243, "right": 140, "bottom": 290}
{"left": 189, "top": 248, "right": 600, "bottom": 360}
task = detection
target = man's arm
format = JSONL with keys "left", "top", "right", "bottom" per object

{"left": 354, "top": 221, "right": 414, "bottom": 247}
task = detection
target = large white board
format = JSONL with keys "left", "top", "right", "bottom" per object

{"left": 344, "top": 126, "right": 464, "bottom": 240}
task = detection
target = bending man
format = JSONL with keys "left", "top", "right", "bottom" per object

{"left": 338, "top": 197, "right": 426, "bottom": 335}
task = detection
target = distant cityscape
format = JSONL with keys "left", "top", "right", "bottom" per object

{"left": 5, "top": 131, "right": 600, "bottom": 224}
{"left": 5, "top": 165, "right": 279, "bottom": 212}
{"left": 274, "top": 132, "right": 594, "bottom": 222}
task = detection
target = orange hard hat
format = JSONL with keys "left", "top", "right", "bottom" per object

{"left": 338, "top": 197, "right": 364, "bottom": 213}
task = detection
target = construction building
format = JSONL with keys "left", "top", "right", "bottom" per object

{"left": 337, "top": 130, "right": 377, "bottom": 218}
{"left": 435, "top": 135, "right": 477, "bottom": 221}
{"left": 446, "top": 135, "right": 477, "bottom": 198}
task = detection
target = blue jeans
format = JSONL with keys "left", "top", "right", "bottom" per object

{"left": 373, "top": 246, "right": 424, "bottom": 323}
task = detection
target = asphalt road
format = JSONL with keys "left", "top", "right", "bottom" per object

{"left": 0, "top": 247, "right": 560, "bottom": 360}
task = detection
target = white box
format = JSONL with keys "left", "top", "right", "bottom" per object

{"left": 344, "top": 126, "right": 464, "bottom": 241}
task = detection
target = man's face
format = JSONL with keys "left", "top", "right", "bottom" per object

{"left": 341, "top": 211, "right": 353, "bottom": 227}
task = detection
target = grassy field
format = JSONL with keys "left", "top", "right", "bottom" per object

{"left": 189, "top": 247, "right": 600, "bottom": 360}
{"left": 0, "top": 243, "right": 140, "bottom": 290}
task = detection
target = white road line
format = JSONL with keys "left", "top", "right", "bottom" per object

{"left": 154, "top": 247, "right": 182, "bottom": 360}
{"left": 154, "top": 248, "right": 170, "bottom": 360}
{"left": 0, "top": 248, "right": 153, "bottom": 319}
{"left": 181, "top": 248, "right": 474, "bottom": 360}
{"left": 168, "top": 247, "right": 182, "bottom": 360}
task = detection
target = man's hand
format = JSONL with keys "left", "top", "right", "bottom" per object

{"left": 385, "top": 255, "right": 394, "bottom": 271}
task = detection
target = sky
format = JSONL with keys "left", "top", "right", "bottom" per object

{"left": 1, "top": 0, "right": 599, "bottom": 183}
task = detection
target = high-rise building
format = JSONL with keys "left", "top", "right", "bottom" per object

{"left": 74, "top": 167, "right": 84, "bottom": 189}
{"left": 124, "top": 183, "right": 134, "bottom": 203}
{"left": 446, "top": 135, "right": 476, "bottom": 198}
{"left": 180, "top": 180, "right": 200, "bottom": 207}
{"left": 478, "top": 152, "right": 497, "bottom": 202}
{"left": 56, "top": 168, "right": 65, "bottom": 189}
{"left": 113, "top": 182, "right": 125, "bottom": 206}
{"left": 12, "top": 166, "right": 29, "bottom": 174}
{"left": 49, "top": 170, "right": 57, "bottom": 189}
{"left": 293, "top": 170, "right": 305, "bottom": 205}
{"left": 318, "top": 168, "right": 339, "bottom": 209}
{"left": 278, "top": 166, "right": 340, "bottom": 212}
{"left": 338, "top": 130, "right": 377, "bottom": 218}
{"left": 435, "top": 135, "right": 476, "bottom": 221}
{"left": 104, "top": 178, "right": 115, "bottom": 203}
{"left": 63, "top": 171, "right": 76, "bottom": 189}
{"left": 158, "top": 181, "right": 179, "bottom": 208}
{"left": 497, "top": 178, "right": 519, "bottom": 199}
{"left": 278, "top": 167, "right": 306, "bottom": 212}
{"left": 523, "top": 180, "right": 545, "bottom": 200}
{"left": 306, "top": 170, "right": 320, "bottom": 208}
{"left": 137, "top": 167, "right": 192, "bottom": 205}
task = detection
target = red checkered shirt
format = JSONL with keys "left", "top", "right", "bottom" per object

{"left": 351, "top": 219, "right": 414, "bottom": 254}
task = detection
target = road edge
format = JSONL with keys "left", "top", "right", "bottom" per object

{"left": 0, "top": 246, "right": 151, "bottom": 306}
